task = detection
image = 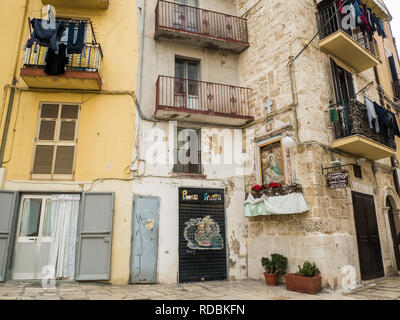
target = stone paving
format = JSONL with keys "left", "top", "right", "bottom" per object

{"left": 0, "top": 277, "right": 399, "bottom": 300}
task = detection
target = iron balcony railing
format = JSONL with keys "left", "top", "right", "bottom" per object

{"left": 155, "top": 0, "right": 248, "bottom": 44}
{"left": 24, "top": 43, "right": 102, "bottom": 72}
{"left": 156, "top": 75, "right": 251, "bottom": 117}
{"left": 316, "top": 1, "right": 376, "bottom": 56}
{"left": 332, "top": 98, "right": 396, "bottom": 149}
{"left": 23, "top": 18, "right": 103, "bottom": 73}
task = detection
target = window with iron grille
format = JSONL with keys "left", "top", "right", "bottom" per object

{"left": 174, "top": 128, "right": 202, "bottom": 175}
{"left": 32, "top": 103, "right": 80, "bottom": 179}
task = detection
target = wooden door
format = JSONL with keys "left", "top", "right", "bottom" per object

{"left": 352, "top": 192, "right": 385, "bottom": 280}
{"left": 388, "top": 207, "right": 400, "bottom": 271}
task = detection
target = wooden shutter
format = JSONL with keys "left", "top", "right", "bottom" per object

{"left": 41, "top": 104, "right": 59, "bottom": 118}
{"left": 33, "top": 145, "right": 54, "bottom": 174}
{"left": 32, "top": 103, "right": 79, "bottom": 178}
{"left": 330, "top": 58, "right": 341, "bottom": 104}
{"left": 38, "top": 121, "right": 56, "bottom": 140}
{"left": 59, "top": 121, "right": 76, "bottom": 141}
{"left": 54, "top": 146, "right": 75, "bottom": 174}
{"left": 0, "top": 191, "right": 18, "bottom": 282}
{"left": 76, "top": 193, "right": 114, "bottom": 281}
{"left": 61, "top": 105, "right": 79, "bottom": 119}
{"left": 388, "top": 55, "right": 399, "bottom": 81}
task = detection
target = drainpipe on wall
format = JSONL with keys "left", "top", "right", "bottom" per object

{"left": 0, "top": 79, "right": 17, "bottom": 166}
{"left": 0, "top": 0, "right": 29, "bottom": 168}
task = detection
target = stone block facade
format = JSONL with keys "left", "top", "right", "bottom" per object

{"left": 237, "top": 0, "right": 400, "bottom": 289}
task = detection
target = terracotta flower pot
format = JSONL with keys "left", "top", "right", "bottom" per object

{"left": 264, "top": 273, "right": 278, "bottom": 286}
{"left": 284, "top": 274, "right": 321, "bottom": 295}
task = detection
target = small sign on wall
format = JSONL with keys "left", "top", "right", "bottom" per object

{"left": 326, "top": 171, "right": 350, "bottom": 189}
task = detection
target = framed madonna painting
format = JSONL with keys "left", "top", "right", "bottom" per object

{"left": 257, "top": 138, "right": 286, "bottom": 186}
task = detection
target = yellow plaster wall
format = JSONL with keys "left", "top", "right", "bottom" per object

{"left": 0, "top": 0, "right": 138, "bottom": 285}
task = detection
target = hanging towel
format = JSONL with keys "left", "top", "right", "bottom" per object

{"left": 244, "top": 193, "right": 309, "bottom": 217}
{"left": 365, "top": 97, "right": 379, "bottom": 132}
{"left": 67, "top": 21, "right": 86, "bottom": 54}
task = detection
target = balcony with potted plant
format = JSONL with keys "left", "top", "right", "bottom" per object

{"left": 244, "top": 183, "right": 309, "bottom": 217}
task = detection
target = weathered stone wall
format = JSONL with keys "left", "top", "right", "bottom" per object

{"left": 238, "top": 0, "right": 400, "bottom": 289}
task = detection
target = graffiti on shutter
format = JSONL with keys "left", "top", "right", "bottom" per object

{"left": 184, "top": 216, "right": 224, "bottom": 250}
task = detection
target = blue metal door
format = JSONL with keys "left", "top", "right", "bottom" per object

{"left": 130, "top": 196, "right": 160, "bottom": 284}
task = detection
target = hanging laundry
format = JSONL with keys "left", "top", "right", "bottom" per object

{"left": 364, "top": 6, "right": 375, "bottom": 33}
{"left": 330, "top": 108, "right": 339, "bottom": 123}
{"left": 374, "top": 102, "right": 400, "bottom": 140}
{"left": 25, "top": 19, "right": 66, "bottom": 54}
{"left": 44, "top": 43, "right": 68, "bottom": 75}
{"left": 365, "top": 97, "right": 379, "bottom": 132}
{"left": 338, "top": 0, "right": 347, "bottom": 14}
{"left": 351, "top": 0, "right": 362, "bottom": 24}
{"left": 387, "top": 110, "right": 400, "bottom": 139}
{"left": 359, "top": 11, "right": 370, "bottom": 35}
{"left": 376, "top": 17, "right": 387, "bottom": 39}
{"left": 67, "top": 21, "right": 86, "bottom": 54}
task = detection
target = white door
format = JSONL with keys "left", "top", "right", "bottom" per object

{"left": 12, "top": 196, "right": 52, "bottom": 280}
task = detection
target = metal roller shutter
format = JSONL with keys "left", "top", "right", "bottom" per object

{"left": 179, "top": 188, "right": 227, "bottom": 283}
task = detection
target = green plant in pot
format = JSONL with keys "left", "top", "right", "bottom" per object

{"left": 261, "top": 254, "right": 287, "bottom": 286}
{"left": 285, "top": 261, "right": 322, "bottom": 294}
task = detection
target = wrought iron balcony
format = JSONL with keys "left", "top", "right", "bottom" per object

{"left": 155, "top": 0, "right": 249, "bottom": 53}
{"left": 41, "top": 0, "right": 109, "bottom": 10}
{"left": 331, "top": 99, "right": 396, "bottom": 161}
{"left": 316, "top": 1, "right": 380, "bottom": 73}
{"left": 155, "top": 75, "right": 253, "bottom": 125}
{"left": 20, "top": 18, "right": 103, "bottom": 90}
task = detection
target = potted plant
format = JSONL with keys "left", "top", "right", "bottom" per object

{"left": 265, "top": 183, "right": 281, "bottom": 196}
{"left": 261, "top": 253, "right": 288, "bottom": 286}
{"left": 285, "top": 261, "right": 321, "bottom": 294}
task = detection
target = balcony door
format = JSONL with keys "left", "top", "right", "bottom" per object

{"left": 331, "top": 59, "right": 355, "bottom": 138}
{"left": 175, "top": 58, "right": 200, "bottom": 110}
{"left": 173, "top": 0, "right": 199, "bottom": 32}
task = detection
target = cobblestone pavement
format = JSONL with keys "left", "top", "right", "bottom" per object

{"left": 0, "top": 278, "right": 399, "bottom": 300}
{"left": 342, "top": 277, "right": 400, "bottom": 300}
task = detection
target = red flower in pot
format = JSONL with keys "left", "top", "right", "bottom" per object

{"left": 251, "top": 184, "right": 263, "bottom": 191}
{"left": 250, "top": 184, "right": 263, "bottom": 199}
